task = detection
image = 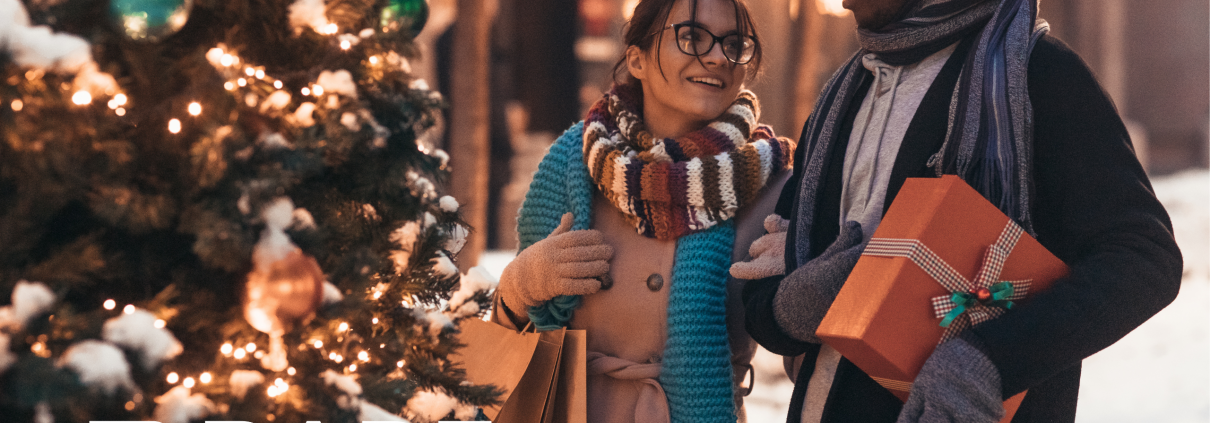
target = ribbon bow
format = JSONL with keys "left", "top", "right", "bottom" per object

{"left": 863, "top": 220, "right": 1032, "bottom": 344}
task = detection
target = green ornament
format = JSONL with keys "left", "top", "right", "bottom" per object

{"left": 380, "top": 0, "right": 429, "bottom": 37}
{"left": 109, "top": 0, "right": 194, "bottom": 41}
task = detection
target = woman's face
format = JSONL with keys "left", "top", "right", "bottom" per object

{"left": 628, "top": 0, "right": 749, "bottom": 138}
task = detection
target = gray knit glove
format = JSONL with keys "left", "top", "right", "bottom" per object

{"left": 896, "top": 337, "right": 1005, "bottom": 423}
{"left": 772, "top": 221, "right": 865, "bottom": 343}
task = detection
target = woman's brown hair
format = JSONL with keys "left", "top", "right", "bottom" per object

{"left": 611, "top": 0, "right": 764, "bottom": 86}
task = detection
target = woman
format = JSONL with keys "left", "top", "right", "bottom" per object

{"left": 492, "top": 0, "right": 793, "bottom": 422}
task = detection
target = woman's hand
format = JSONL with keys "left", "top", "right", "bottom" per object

{"left": 497, "top": 213, "right": 614, "bottom": 313}
{"left": 730, "top": 214, "right": 790, "bottom": 280}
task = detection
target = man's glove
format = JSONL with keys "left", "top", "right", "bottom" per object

{"left": 896, "top": 336, "right": 1005, "bottom": 423}
{"left": 772, "top": 221, "right": 865, "bottom": 343}
{"left": 730, "top": 214, "right": 790, "bottom": 280}
{"left": 497, "top": 212, "right": 613, "bottom": 314}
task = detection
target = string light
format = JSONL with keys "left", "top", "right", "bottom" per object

{"left": 183, "top": 377, "right": 195, "bottom": 388}
{"left": 200, "top": 372, "right": 212, "bottom": 384}
{"left": 188, "top": 102, "right": 201, "bottom": 116}
{"left": 369, "top": 56, "right": 379, "bottom": 65}
{"left": 267, "top": 386, "right": 280, "bottom": 397}
{"left": 348, "top": 364, "right": 357, "bottom": 372}
{"left": 245, "top": 342, "right": 257, "bottom": 352}
{"left": 220, "top": 54, "right": 234, "bottom": 67}
{"left": 337, "top": 322, "right": 348, "bottom": 331}
{"left": 224, "top": 82, "right": 235, "bottom": 90}
{"left": 221, "top": 343, "right": 233, "bottom": 355}
{"left": 113, "top": 94, "right": 127, "bottom": 106}
{"left": 273, "top": 81, "right": 283, "bottom": 89}
{"left": 154, "top": 319, "right": 166, "bottom": 328}
{"left": 321, "top": 23, "right": 338, "bottom": 34}
{"left": 301, "top": 87, "right": 311, "bottom": 96}
{"left": 358, "top": 351, "right": 369, "bottom": 362}
{"left": 340, "top": 40, "right": 352, "bottom": 50}
{"left": 313, "top": 85, "right": 325, "bottom": 96}
{"left": 397, "top": 360, "right": 404, "bottom": 368}
{"left": 254, "top": 351, "right": 265, "bottom": 359}
{"left": 115, "top": 108, "right": 126, "bottom": 116}
{"left": 372, "top": 317, "right": 379, "bottom": 324}
{"left": 166, "top": 372, "right": 179, "bottom": 384}
{"left": 168, "top": 119, "right": 181, "bottom": 134}
{"left": 103, "top": 299, "right": 116, "bottom": 310}
{"left": 255, "top": 69, "right": 265, "bottom": 79}
{"left": 72, "top": 91, "right": 92, "bottom": 105}
{"left": 244, "top": 67, "right": 255, "bottom": 77}
{"left": 123, "top": 304, "right": 136, "bottom": 314}
{"left": 237, "top": 78, "right": 247, "bottom": 87}
{"left": 125, "top": 401, "right": 135, "bottom": 411}
{"left": 312, "top": 340, "right": 323, "bottom": 348}
{"left": 287, "top": 367, "right": 296, "bottom": 375}
{"left": 233, "top": 348, "right": 247, "bottom": 359}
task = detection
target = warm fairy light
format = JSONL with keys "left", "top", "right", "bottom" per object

{"left": 254, "top": 350, "right": 265, "bottom": 359}
{"left": 312, "top": 85, "right": 325, "bottom": 96}
{"left": 30, "top": 342, "right": 46, "bottom": 354}
{"left": 220, "top": 54, "right": 234, "bottom": 67}
{"left": 267, "top": 386, "right": 280, "bottom": 397}
{"left": 72, "top": 90, "right": 92, "bottom": 105}
{"left": 168, "top": 119, "right": 181, "bottom": 134}
{"left": 244, "top": 67, "right": 255, "bottom": 76}
{"left": 273, "top": 80, "right": 283, "bottom": 89}
{"left": 245, "top": 342, "right": 257, "bottom": 352}
{"left": 301, "top": 87, "right": 311, "bottom": 96}
{"left": 372, "top": 317, "right": 379, "bottom": 324}
{"left": 125, "top": 401, "right": 135, "bottom": 411}
{"left": 233, "top": 348, "right": 247, "bottom": 359}
{"left": 221, "top": 343, "right": 233, "bottom": 355}
{"left": 338, "top": 322, "right": 348, "bottom": 331}
{"left": 358, "top": 351, "right": 369, "bottom": 362}
{"left": 188, "top": 102, "right": 202, "bottom": 116}
{"left": 369, "top": 56, "right": 379, "bottom": 65}
{"left": 114, "top": 93, "right": 127, "bottom": 105}
{"left": 183, "top": 377, "right": 195, "bottom": 388}
{"left": 312, "top": 340, "right": 323, "bottom": 348}
{"left": 154, "top": 319, "right": 166, "bottom": 328}
{"left": 348, "top": 364, "right": 357, "bottom": 372}
{"left": 200, "top": 372, "right": 212, "bottom": 384}
{"left": 166, "top": 372, "right": 179, "bottom": 384}
{"left": 115, "top": 108, "right": 126, "bottom": 116}
{"left": 287, "top": 367, "right": 296, "bottom": 375}
{"left": 123, "top": 304, "right": 135, "bottom": 314}
{"left": 224, "top": 81, "right": 235, "bottom": 90}
{"left": 10, "top": 99, "right": 22, "bottom": 111}
{"left": 255, "top": 69, "right": 265, "bottom": 79}
{"left": 340, "top": 40, "right": 352, "bottom": 50}
{"left": 321, "top": 23, "right": 338, "bottom": 34}
{"left": 396, "top": 360, "right": 404, "bottom": 368}
{"left": 237, "top": 78, "right": 247, "bottom": 87}
{"left": 103, "top": 299, "right": 116, "bottom": 310}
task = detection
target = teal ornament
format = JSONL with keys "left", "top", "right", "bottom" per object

{"left": 109, "top": 0, "right": 194, "bottom": 41}
{"left": 380, "top": 0, "right": 429, "bottom": 36}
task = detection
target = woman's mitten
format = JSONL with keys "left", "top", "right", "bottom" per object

{"left": 731, "top": 214, "right": 791, "bottom": 280}
{"left": 896, "top": 336, "right": 1004, "bottom": 423}
{"left": 497, "top": 213, "right": 613, "bottom": 314}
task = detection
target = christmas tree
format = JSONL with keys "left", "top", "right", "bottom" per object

{"left": 0, "top": 0, "right": 500, "bottom": 421}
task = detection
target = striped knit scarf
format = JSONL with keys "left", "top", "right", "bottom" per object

{"left": 793, "top": 0, "right": 1048, "bottom": 266}
{"left": 584, "top": 83, "right": 794, "bottom": 240}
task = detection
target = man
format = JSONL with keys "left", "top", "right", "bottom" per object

{"left": 733, "top": 0, "right": 1184, "bottom": 422}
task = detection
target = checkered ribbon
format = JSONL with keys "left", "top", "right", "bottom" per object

{"left": 863, "top": 221, "right": 1032, "bottom": 344}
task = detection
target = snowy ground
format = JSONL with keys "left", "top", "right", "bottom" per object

{"left": 478, "top": 168, "right": 1210, "bottom": 423}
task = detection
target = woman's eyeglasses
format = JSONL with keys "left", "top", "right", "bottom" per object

{"left": 668, "top": 23, "right": 756, "bottom": 65}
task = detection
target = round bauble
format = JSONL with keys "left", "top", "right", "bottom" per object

{"left": 244, "top": 248, "right": 325, "bottom": 335}
{"left": 380, "top": 0, "right": 429, "bottom": 37}
{"left": 109, "top": 0, "right": 194, "bottom": 41}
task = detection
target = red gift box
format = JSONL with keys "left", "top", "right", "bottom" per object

{"left": 816, "top": 175, "right": 1069, "bottom": 421}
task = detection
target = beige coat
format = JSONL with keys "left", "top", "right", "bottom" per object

{"left": 494, "top": 170, "right": 789, "bottom": 423}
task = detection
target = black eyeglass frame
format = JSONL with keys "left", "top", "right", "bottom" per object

{"left": 664, "top": 22, "right": 757, "bottom": 65}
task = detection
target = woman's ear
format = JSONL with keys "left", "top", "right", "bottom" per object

{"left": 625, "top": 45, "right": 648, "bottom": 82}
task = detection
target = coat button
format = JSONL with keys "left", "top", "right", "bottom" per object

{"left": 598, "top": 274, "right": 613, "bottom": 290}
{"left": 646, "top": 274, "right": 664, "bottom": 291}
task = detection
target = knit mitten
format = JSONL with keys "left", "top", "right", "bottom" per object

{"left": 896, "top": 336, "right": 1004, "bottom": 423}
{"left": 772, "top": 221, "right": 864, "bottom": 343}
{"left": 497, "top": 212, "right": 613, "bottom": 314}
{"left": 730, "top": 214, "right": 790, "bottom": 280}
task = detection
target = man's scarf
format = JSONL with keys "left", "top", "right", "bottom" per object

{"left": 584, "top": 82, "right": 794, "bottom": 240}
{"left": 793, "top": 0, "right": 1049, "bottom": 266}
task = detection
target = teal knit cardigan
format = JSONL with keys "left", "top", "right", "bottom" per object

{"left": 516, "top": 122, "right": 738, "bottom": 423}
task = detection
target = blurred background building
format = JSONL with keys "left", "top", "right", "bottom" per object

{"left": 413, "top": 0, "right": 1209, "bottom": 264}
